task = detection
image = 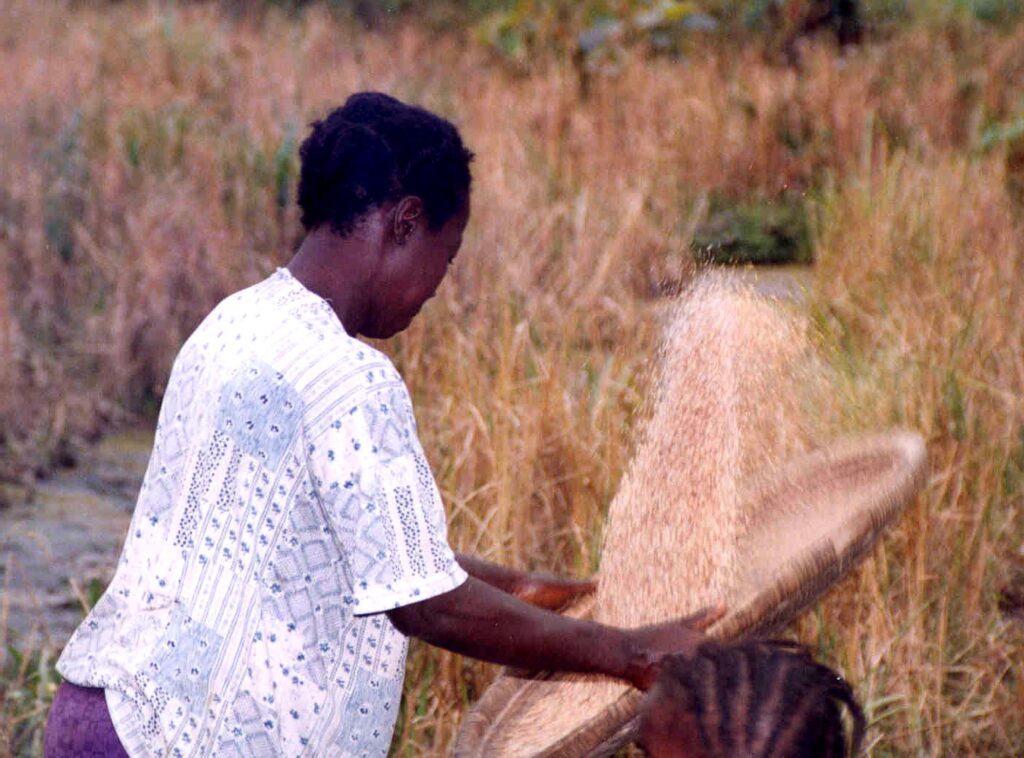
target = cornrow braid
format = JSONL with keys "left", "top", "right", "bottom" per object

{"left": 637, "top": 640, "right": 866, "bottom": 758}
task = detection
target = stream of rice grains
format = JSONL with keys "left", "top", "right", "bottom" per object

{"left": 504, "top": 272, "right": 829, "bottom": 755}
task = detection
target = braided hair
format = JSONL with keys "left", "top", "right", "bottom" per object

{"left": 297, "top": 92, "right": 474, "bottom": 236}
{"left": 637, "top": 640, "right": 866, "bottom": 758}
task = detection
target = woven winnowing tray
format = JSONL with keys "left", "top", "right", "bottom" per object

{"left": 453, "top": 431, "right": 927, "bottom": 758}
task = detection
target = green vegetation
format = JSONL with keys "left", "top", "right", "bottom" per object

{"left": 693, "top": 193, "right": 812, "bottom": 265}
{"left": 0, "top": 638, "right": 58, "bottom": 757}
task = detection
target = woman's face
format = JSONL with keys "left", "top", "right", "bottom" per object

{"left": 361, "top": 199, "right": 470, "bottom": 339}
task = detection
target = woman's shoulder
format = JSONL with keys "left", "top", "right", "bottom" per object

{"left": 308, "top": 341, "right": 406, "bottom": 403}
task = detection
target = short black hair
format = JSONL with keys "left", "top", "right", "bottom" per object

{"left": 297, "top": 92, "right": 474, "bottom": 235}
{"left": 638, "top": 640, "right": 866, "bottom": 758}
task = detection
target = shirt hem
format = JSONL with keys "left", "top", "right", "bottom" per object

{"left": 351, "top": 567, "right": 468, "bottom": 616}
{"left": 106, "top": 686, "right": 146, "bottom": 757}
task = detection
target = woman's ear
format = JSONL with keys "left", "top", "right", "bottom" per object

{"left": 392, "top": 196, "right": 424, "bottom": 245}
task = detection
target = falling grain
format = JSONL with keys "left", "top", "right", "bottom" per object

{"left": 478, "top": 272, "right": 819, "bottom": 755}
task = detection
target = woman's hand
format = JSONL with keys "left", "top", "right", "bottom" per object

{"left": 512, "top": 572, "right": 597, "bottom": 612}
{"left": 624, "top": 605, "right": 727, "bottom": 691}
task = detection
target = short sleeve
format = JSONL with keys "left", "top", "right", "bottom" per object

{"left": 305, "top": 381, "right": 467, "bottom": 616}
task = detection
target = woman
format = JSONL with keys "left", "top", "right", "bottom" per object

{"left": 46, "top": 92, "right": 717, "bottom": 757}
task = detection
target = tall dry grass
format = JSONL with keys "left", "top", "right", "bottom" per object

{"left": 1, "top": 0, "right": 1022, "bottom": 754}
{"left": 803, "top": 147, "right": 1024, "bottom": 754}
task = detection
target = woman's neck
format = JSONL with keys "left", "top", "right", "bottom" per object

{"left": 287, "top": 225, "right": 381, "bottom": 336}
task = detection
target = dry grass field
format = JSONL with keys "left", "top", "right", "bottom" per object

{"left": 1, "top": 1, "right": 1023, "bottom": 754}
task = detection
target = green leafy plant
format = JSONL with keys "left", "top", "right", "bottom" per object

{"left": 693, "top": 194, "right": 813, "bottom": 265}
{"left": 0, "top": 638, "right": 59, "bottom": 757}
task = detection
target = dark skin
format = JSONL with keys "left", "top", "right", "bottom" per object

{"left": 288, "top": 196, "right": 723, "bottom": 692}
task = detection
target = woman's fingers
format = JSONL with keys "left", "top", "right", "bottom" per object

{"left": 517, "top": 575, "right": 597, "bottom": 610}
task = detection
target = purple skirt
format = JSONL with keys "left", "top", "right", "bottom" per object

{"left": 44, "top": 682, "right": 128, "bottom": 757}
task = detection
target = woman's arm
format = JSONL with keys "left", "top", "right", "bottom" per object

{"left": 386, "top": 576, "right": 720, "bottom": 691}
{"left": 454, "top": 553, "right": 596, "bottom": 611}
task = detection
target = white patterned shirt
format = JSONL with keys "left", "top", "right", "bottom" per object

{"left": 57, "top": 268, "right": 468, "bottom": 757}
